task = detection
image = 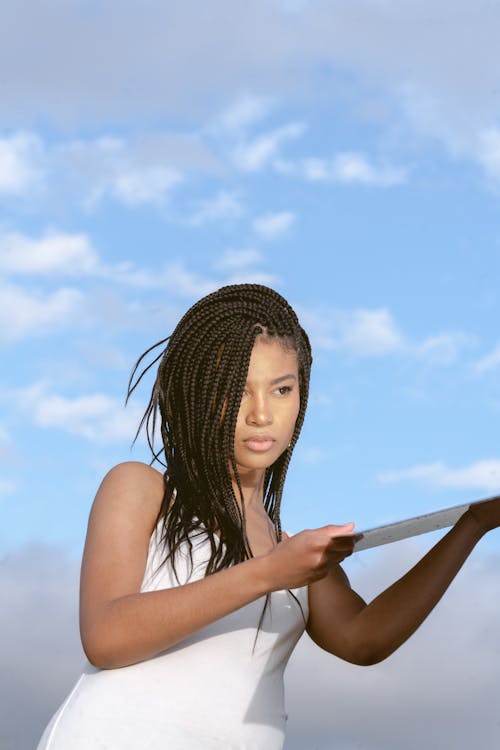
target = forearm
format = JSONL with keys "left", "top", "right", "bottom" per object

{"left": 345, "top": 510, "right": 485, "bottom": 664}
{"left": 81, "top": 555, "right": 270, "bottom": 668}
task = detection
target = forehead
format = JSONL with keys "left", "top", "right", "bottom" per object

{"left": 245, "top": 337, "right": 298, "bottom": 381}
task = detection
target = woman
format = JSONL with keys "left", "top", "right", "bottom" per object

{"left": 37, "top": 283, "right": 500, "bottom": 750}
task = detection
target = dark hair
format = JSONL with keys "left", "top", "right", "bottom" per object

{"left": 128, "top": 283, "right": 312, "bottom": 578}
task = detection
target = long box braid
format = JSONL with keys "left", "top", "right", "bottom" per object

{"left": 127, "top": 284, "right": 312, "bottom": 581}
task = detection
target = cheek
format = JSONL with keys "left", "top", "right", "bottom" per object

{"left": 287, "top": 396, "right": 301, "bottom": 432}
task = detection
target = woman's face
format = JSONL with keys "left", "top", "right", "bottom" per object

{"left": 233, "top": 336, "right": 300, "bottom": 480}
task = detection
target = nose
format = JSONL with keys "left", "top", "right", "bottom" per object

{"left": 245, "top": 393, "right": 272, "bottom": 426}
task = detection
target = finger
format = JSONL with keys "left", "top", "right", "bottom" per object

{"left": 323, "top": 522, "right": 356, "bottom": 537}
{"left": 325, "top": 549, "right": 354, "bottom": 567}
{"left": 326, "top": 534, "right": 358, "bottom": 550}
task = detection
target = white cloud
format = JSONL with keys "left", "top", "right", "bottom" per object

{"left": 0, "top": 478, "right": 16, "bottom": 496}
{"left": 4, "top": 540, "right": 500, "bottom": 750}
{"left": 233, "top": 122, "right": 305, "bottom": 172}
{"left": 0, "top": 228, "right": 223, "bottom": 303}
{"left": 0, "top": 544, "right": 83, "bottom": 750}
{"left": 76, "top": 341, "right": 129, "bottom": 371}
{"left": 416, "top": 332, "right": 473, "bottom": 366}
{"left": 276, "top": 152, "right": 407, "bottom": 186}
{"left": 278, "top": 0, "right": 310, "bottom": 13}
{"left": 300, "top": 306, "right": 405, "bottom": 356}
{"left": 125, "top": 260, "right": 274, "bottom": 299}
{"left": 0, "top": 229, "right": 99, "bottom": 276}
{"left": 344, "top": 309, "right": 405, "bottom": 355}
{"left": 476, "top": 127, "right": 500, "bottom": 181}
{"left": 0, "top": 227, "right": 271, "bottom": 307}
{"left": 0, "top": 424, "right": 18, "bottom": 465}
{"left": 0, "top": 281, "right": 83, "bottom": 341}
{"left": 0, "top": 225, "right": 207, "bottom": 300}
{"left": 2, "top": 0, "right": 500, "bottom": 183}
{"left": 475, "top": 341, "right": 500, "bottom": 373}
{"left": 17, "top": 385, "right": 144, "bottom": 443}
{"left": 160, "top": 261, "right": 220, "bottom": 299}
{"left": 253, "top": 211, "right": 295, "bottom": 240}
{"left": 300, "top": 305, "right": 474, "bottom": 365}
{"left": 188, "top": 190, "right": 245, "bottom": 225}
{"left": 301, "top": 157, "right": 330, "bottom": 181}
{"left": 216, "top": 248, "right": 262, "bottom": 270}
{"left": 105, "top": 263, "right": 160, "bottom": 288}
{"left": 74, "top": 257, "right": 219, "bottom": 300}
{"left": 378, "top": 458, "right": 500, "bottom": 492}
{"left": 111, "top": 166, "right": 182, "bottom": 207}
{"left": 286, "top": 543, "right": 500, "bottom": 749}
{"left": 39, "top": 133, "right": 200, "bottom": 212}
{"left": 296, "top": 446, "right": 329, "bottom": 465}
{"left": 214, "top": 93, "right": 273, "bottom": 133}
{"left": 0, "top": 423, "right": 12, "bottom": 444}
{"left": 331, "top": 152, "right": 407, "bottom": 186}
{"left": 0, "top": 131, "right": 43, "bottom": 195}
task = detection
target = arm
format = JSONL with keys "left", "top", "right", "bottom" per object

{"left": 80, "top": 462, "right": 355, "bottom": 669}
{"left": 80, "top": 462, "right": 270, "bottom": 668}
{"left": 307, "top": 497, "right": 500, "bottom": 666}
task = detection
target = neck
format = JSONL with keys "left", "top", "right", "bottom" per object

{"left": 232, "top": 467, "right": 266, "bottom": 508}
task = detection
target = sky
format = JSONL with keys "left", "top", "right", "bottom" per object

{"left": 1, "top": 1, "right": 500, "bottom": 748}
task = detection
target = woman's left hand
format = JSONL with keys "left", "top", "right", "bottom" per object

{"left": 467, "top": 494, "right": 500, "bottom": 535}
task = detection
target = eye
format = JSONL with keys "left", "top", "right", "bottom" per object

{"left": 274, "top": 385, "right": 293, "bottom": 396}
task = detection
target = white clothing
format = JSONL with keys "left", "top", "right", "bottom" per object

{"left": 37, "top": 526, "right": 308, "bottom": 750}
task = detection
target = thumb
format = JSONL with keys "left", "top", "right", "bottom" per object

{"left": 325, "top": 522, "right": 356, "bottom": 536}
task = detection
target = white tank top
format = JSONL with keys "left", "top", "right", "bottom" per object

{"left": 36, "top": 525, "right": 308, "bottom": 750}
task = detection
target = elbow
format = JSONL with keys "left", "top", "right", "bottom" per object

{"left": 331, "top": 634, "right": 394, "bottom": 667}
{"left": 81, "top": 622, "right": 159, "bottom": 670}
{"left": 82, "top": 636, "right": 117, "bottom": 670}
{"left": 349, "top": 649, "right": 388, "bottom": 667}
{"left": 84, "top": 652, "right": 115, "bottom": 670}
{"left": 81, "top": 624, "right": 125, "bottom": 670}
{"left": 312, "top": 632, "right": 391, "bottom": 667}
{"left": 83, "top": 644, "right": 131, "bottom": 670}
{"left": 309, "top": 619, "right": 398, "bottom": 667}
{"left": 344, "top": 637, "right": 397, "bottom": 667}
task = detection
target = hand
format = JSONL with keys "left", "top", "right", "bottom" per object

{"left": 263, "top": 523, "right": 359, "bottom": 592}
{"left": 467, "top": 495, "right": 500, "bottom": 535}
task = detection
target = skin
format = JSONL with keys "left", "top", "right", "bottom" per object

{"left": 231, "top": 336, "right": 301, "bottom": 556}
{"left": 80, "top": 338, "right": 500, "bottom": 669}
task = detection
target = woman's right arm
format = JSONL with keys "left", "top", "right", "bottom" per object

{"left": 80, "top": 462, "right": 355, "bottom": 669}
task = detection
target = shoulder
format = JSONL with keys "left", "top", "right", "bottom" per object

{"left": 90, "top": 461, "right": 165, "bottom": 534}
{"left": 101, "top": 460, "right": 164, "bottom": 490}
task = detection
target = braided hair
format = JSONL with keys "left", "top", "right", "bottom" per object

{"left": 128, "top": 283, "right": 312, "bottom": 578}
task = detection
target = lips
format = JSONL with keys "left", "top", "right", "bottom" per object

{"left": 243, "top": 435, "right": 275, "bottom": 452}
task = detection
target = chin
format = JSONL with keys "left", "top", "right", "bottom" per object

{"left": 235, "top": 448, "right": 287, "bottom": 473}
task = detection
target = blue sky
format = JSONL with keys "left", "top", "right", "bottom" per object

{"left": 1, "top": 2, "right": 500, "bottom": 748}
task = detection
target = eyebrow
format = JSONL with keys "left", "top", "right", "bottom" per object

{"left": 270, "top": 374, "right": 297, "bottom": 385}
{"left": 244, "top": 373, "right": 298, "bottom": 387}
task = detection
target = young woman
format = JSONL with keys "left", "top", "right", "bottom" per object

{"left": 37, "top": 283, "right": 500, "bottom": 750}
